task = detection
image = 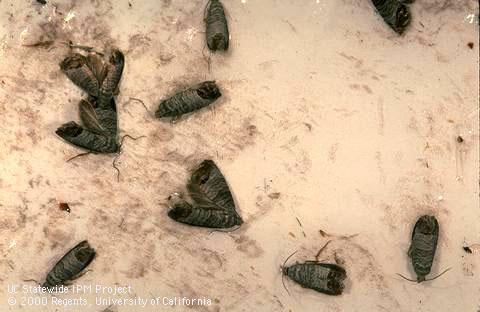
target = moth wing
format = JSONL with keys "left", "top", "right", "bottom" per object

{"left": 60, "top": 53, "right": 100, "bottom": 96}
{"left": 187, "top": 160, "right": 237, "bottom": 213}
{"left": 78, "top": 100, "right": 106, "bottom": 134}
{"left": 86, "top": 53, "right": 107, "bottom": 86}
{"left": 100, "top": 49, "right": 125, "bottom": 95}
{"left": 55, "top": 121, "right": 117, "bottom": 153}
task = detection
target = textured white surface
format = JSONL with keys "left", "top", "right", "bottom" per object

{"left": 0, "top": 0, "right": 478, "bottom": 311}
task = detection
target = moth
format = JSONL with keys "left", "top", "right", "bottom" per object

{"left": 397, "top": 215, "right": 450, "bottom": 282}
{"left": 167, "top": 160, "right": 243, "bottom": 229}
{"left": 281, "top": 251, "right": 346, "bottom": 296}
{"left": 155, "top": 81, "right": 221, "bottom": 119}
{"left": 42, "top": 241, "right": 95, "bottom": 288}
{"left": 371, "top": 0, "right": 413, "bottom": 34}
{"left": 205, "top": 0, "right": 229, "bottom": 51}
{"left": 60, "top": 49, "right": 125, "bottom": 105}
{"left": 56, "top": 97, "right": 119, "bottom": 153}
{"left": 57, "top": 49, "right": 124, "bottom": 154}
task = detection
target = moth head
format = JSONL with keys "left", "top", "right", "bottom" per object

{"left": 109, "top": 49, "right": 125, "bottom": 66}
{"left": 327, "top": 278, "right": 345, "bottom": 295}
{"left": 167, "top": 194, "right": 192, "bottom": 219}
{"left": 75, "top": 242, "right": 96, "bottom": 264}
{"left": 417, "top": 215, "right": 438, "bottom": 234}
{"left": 192, "top": 160, "right": 215, "bottom": 185}
{"left": 196, "top": 81, "right": 221, "bottom": 100}
{"left": 56, "top": 121, "right": 83, "bottom": 137}
{"left": 209, "top": 34, "right": 228, "bottom": 51}
{"left": 395, "top": 5, "right": 410, "bottom": 34}
{"left": 59, "top": 53, "right": 85, "bottom": 71}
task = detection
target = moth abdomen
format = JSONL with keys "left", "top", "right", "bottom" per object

{"left": 42, "top": 241, "right": 95, "bottom": 288}
{"left": 371, "top": 0, "right": 411, "bottom": 34}
{"left": 205, "top": 0, "right": 229, "bottom": 51}
{"left": 155, "top": 81, "right": 221, "bottom": 118}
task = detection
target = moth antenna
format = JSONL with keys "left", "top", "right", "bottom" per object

{"left": 203, "top": 0, "right": 212, "bottom": 21}
{"left": 22, "top": 278, "right": 40, "bottom": 285}
{"left": 66, "top": 152, "right": 91, "bottom": 162}
{"left": 62, "top": 41, "right": 104, "bottom": 56}
{"left": 424, "top": 267, "right": 452, "bottom": 281}
{"left": 280, "top": 250, "right": 298, "bottom": 296}
{"left": 395, "top": 273, "right": 417, "bottom": 282}
{"left": 208, "top": 225, "right": 241, "bottom": 235}
{"left": 125, "top": 97, "right": 154, "bottom": 118}
{"left": 201, "top": 44, "right": 212, "bottom": 74}
{"left": 112, "top": 154, "right": 121, "bottom": 182}
{"left": 315, "top": 240, "right": 332, "bottom": 262}
{"left": 282, "top": 273, "right": 291, "bottom": 297}
{"left": 113, "top": 134, "right": 147, "bottom": 181}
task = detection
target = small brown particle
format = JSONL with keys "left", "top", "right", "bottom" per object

{"left": 457, "top": 136, "right": 464, "bottom": 143}
{"left": 467, "top": 42, "right": 474, "bottom": 49}
{"left": 268, "top": 192, "right": 281, "bottom": 199}
{"left": 59, "top": 203, "right": 70, "bottom": 213}
{"left": 463, "top": 246, "right": 472, "bottom": 253}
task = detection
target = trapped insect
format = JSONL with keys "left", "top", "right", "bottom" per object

{"left": 42, "top": 241, "right": 95, "bottom": 288}
{"left": 397, "top": 215, "right": 451, "bottom": 282}
{"left": 155, "top": 81, "right": 221, "bottom": 118}
{"left": 371, "top": 0, "right": 413, "bottom": 34}
{"left": 57, "top": 48, "right": 143, "bottom": 179}
{"left": 56, "top": 97, "right": 119, "bottom": 153}
{"left": 167, "top": 160, "right": 243, "bottom": 228}
{"left": 205, "top": 0, "right": 229, "bottom": 51}
{"left": 60, "top": 49, "right": 124, "bottom": 106}
{"left": 281, "top": 251, "right": 346, "bottom": 296}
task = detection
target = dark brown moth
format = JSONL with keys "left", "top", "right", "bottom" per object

{"left": 155, "top": 81, "right": 221, "bottom": 118}
{"left": 371, "top": 0, "right": 413, "bottom": 34}
{"left": 167, "top": 160, "right": 243, "bottom": 229}
{"left": 60, "top": 49, "right": 124, "bottom": 104}
{"left": 281, "top": 251, "right": 346, "bottom": 296}
{"left": 42, "top": 241, "right": 95, "bottom": 288}
{"left": 397, "top": 215, "right": 450, "bottom": 282}
{"left": 56, "top": 97, "right": 119, "bottom": 153}
{"left": 205, "top": 0, "right": 229, "bottom": 51}
{"left": 57, "top": 48, "right": 141, "bottom": 180}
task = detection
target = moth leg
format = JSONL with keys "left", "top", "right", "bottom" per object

{"left": 315, "top": 240, "right": 332, "bottom": 261}
{"left": 171, "top": 116, "right": 181, "bottom": 124}
{"left": 67, "top": 151, "right": 92, "bottom": 162}
{"left": 407, "top": 244, "right": 413, "bottom": 257}
{"left": 68, "top": 269, "right": 92, "bottom": 283}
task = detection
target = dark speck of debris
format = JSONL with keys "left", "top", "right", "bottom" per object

{"left": 467, "top": 42, "right": 474, "bottom": 49}
{"left": 128, "top": 1, "right": 132, "bottom": 7}
{"left": 268, "top": 192, "right": 281, "bottom": 199}
{"left": 59, "top": 203, "right": 71, "bottom": 213}
{"left": 463, "top": 246, "right": 472, "bottom": 253}
{"left": 36, "top": 0, "right": 47, "bottom": 4}
{"left": 457, "top": 136, "right": 464, "bottom": 143}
